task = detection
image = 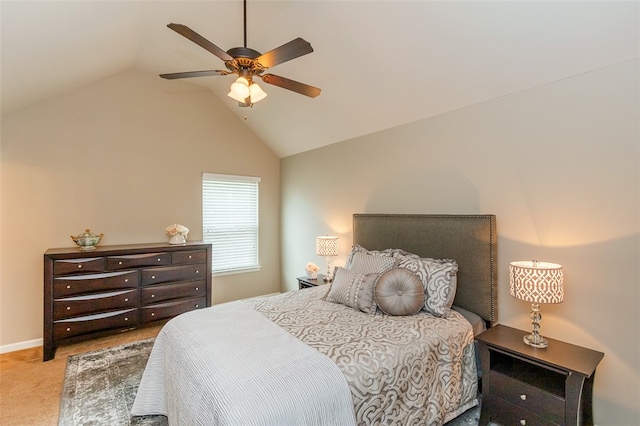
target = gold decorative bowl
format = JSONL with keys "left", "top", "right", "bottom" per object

{"left": 71, "top": 229, "right": 104, "bottom": 250}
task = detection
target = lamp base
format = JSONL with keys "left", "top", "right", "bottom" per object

{"left": 524, "top": 302, "right": 548, "bottom": 348}
{"left": 324, "top": 256, "right": 334, "bottom": 282}
{"left": 523, "top": 333, "right": 548, "bottom": 348}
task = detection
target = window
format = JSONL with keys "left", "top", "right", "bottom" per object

{"left": 202, "top": 173, "right": 261, "bottom": 274}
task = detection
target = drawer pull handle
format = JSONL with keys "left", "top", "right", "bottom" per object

{"left": 66, "top": 307, "right": 71, "bottom": 310}
{"left": 151, "top": 275, "right": 155, "bottom": 279}
{"left": 66, "top": 327, "right": 71, "bottom": 332}
{"left": 157, "top": 258, "right": 161, "bottom": 261}
{"left": 151, "top": 294, "right": 155, "bottom": 298}
{"left": 151, "top": 312, "right": 155, "bottom": 316}
{"left": 195, "top": 270, "right": 199, "bottom": 274}
{"left": 195, "top": 287, "right": 199, "bottom": 291}
{"left": 66, "top": 285, "right": 71, "bottom": 289}
{"left": 124, "top": 298, "right": 129, "bottom": 302}
{"left": 119, "top": 261, "right": 123, "bottom": 265}
{"left": 188, "top": 255, "right": 192, "bottom": 259}
{"left": 78, "top": 265, "right": 82, "bottom": 269}
{"left": 520, "top": 420, "right": 526, "bottom": 426}
{"left": 125, "top": 279, "right": 129, "bottom": 283}
{"left": 125, "top": 317, "right": 128, "bottom": 321}
{"left": 195, "top": 304, "right": 199, "bottom": 308}
{"left": 520, "top": 394, "right": 527, "bottom": 401}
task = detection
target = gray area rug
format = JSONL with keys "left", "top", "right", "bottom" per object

{"left": 59, "top": 338, "right": 480, "bottom": 425}
{"left": 59, "top": 338, "right": 166, "bottom": 426}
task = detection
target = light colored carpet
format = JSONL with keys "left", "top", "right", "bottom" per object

{"left": 59, "top": 338, "right": 480, "bottom": 425}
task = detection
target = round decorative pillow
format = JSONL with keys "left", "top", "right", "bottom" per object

{"left": 375, "top": 268, "right": 425, "bottom": 316}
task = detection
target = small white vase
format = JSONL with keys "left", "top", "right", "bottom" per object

{"left": 306, "top": 271, "right": 318, "bottom": 279}
{"left": 169, "top": 233, "right": 186, "bottom": 245}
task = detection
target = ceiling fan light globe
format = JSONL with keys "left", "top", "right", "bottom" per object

{"left": 249, "top": 83, "right": 267, "bottom": 103}
{"left": 230, "top": 77, "right": 250, "bottom": 98}
{"left": 227, "top": 90, "right": 248, "bottom": 103}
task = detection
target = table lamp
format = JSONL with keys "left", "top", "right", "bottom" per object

{"left": 316, "top": 236, "right": 339, "bottom": 282}
{"left": 509, "top": 260, "right": 564, "bottom": 348}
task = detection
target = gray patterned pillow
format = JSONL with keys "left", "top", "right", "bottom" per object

{"left": 375, "top": 268, "right": 425, "bottom": 316}
{"left": 348, "top": 251, "right": 397, "bottom": 274}
{"left": 344, "top": 245, "right": 398, "bottom": 269}
{"left": 397, "top": 254, "right": 458, "bottom": 317}
{"left": 325, "top": 267, "right": 380, "bottom": 314}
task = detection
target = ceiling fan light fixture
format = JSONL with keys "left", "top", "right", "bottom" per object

{"left": 230, "top": 77, "right": 250, "bottom": 98}
{"left": 227, "top": 90, "right": 248, "bottom": 103}
{"left": 249, "top": 83, "right": 267, "bottom": 103}
{"left": 160, "top": 0, "right": 320, "bottom": 107}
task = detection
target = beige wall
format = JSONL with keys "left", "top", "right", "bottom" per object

{"left": 281, "top": 60, "right": 639, "bottom": 424}
{"left": 0, "top": 69, "right": 281, "bottom": 349}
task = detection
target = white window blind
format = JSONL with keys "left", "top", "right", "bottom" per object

{"left": 202, "top": 173, "right": 260, "bottom": 274}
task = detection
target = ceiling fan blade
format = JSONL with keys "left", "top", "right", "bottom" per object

{"left": 167, "top": 23, "right": 233, "bottom": 62}
{"left": 160, "top": 70, "right": 228, "bottom": 79}
{"left": 256, "top": 38, "right": 313, "bottom": 69}
{"left": 260, "top": 74, "right": 321, "bottom": 98}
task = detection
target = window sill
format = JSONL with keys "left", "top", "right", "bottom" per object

{"left": 212, "top": 266, "right": 262, "bottom": 277}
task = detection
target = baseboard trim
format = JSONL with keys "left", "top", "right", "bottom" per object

{"left": 0, "top": 338, "right": 42, "bottom": 354}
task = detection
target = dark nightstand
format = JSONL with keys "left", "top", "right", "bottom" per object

{"left": 476, "top": 324, "right": 604, "bottom": 426}
{"left": 297, "top": 275, "right": 329, "bottom": 289}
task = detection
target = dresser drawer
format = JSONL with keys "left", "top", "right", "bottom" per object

{"left": 53, "top": 257, "right": 105, "bottom": 275}
{"left": 53, "top": 271, "right": 139, "bottom": 297}
{"left": 53, "top": 289, "right": 138, "bottom": 320}
{"left": 140, "top": 264, "right": 206, "bottom": 286}
{"left": 141, "top": 280, "right": 206, "bottom": 305}
{"left": 491, "top": 371, "right": 565, "bottom": 424}
{"left": 172, "top": 250, "right": 207, "bottom": 265}
{"left": 140, "top": 297, "right": 206, "bottom": 324}
{"left": 53, "top": 308, "right": 138, "bottom": 340}
{"left": 491, "top": 395, "right": 560, "bottom": 426}
{"left": 107, "top": 252, "right": 171, "bottom": 270}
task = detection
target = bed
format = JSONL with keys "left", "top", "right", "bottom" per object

{"left": 131, "top": 214, "right": 497, "bottom": 425}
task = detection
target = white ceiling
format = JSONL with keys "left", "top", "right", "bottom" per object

{"left": 1, "top": 1, "right": 638, "bottom": 157}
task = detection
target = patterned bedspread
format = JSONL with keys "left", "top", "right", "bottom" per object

{"left": 246, "top": 286, "right": 478, "bottom": 425}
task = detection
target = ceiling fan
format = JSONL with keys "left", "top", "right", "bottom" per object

{"left": 160, "top": 0, "right": 321, "bottom": 107}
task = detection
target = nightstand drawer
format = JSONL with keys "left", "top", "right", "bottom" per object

{"left": 491, "top": 395, "right": 560, "bottom": 426}
{"left": 491, "top": 371, "right": 564, "bottom": 424}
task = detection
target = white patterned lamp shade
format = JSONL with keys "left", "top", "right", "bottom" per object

{"left": 316, "top": 236, "right": 339, "bottom": 282}
{"left": 509, "top": 260, "right": 564, "bottom": 348}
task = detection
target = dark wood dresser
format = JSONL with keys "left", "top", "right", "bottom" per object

{"left": 43, "top": 242, "right": 212, "bottom": 361}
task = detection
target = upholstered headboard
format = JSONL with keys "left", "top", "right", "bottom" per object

{"left": 353, "top": 214, "right": 497, "bottom": 324}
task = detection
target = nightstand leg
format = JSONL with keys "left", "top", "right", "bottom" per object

{"left": 565, "top": 372, "right": 587, "bottom": 426}
{"left": 477, "top": 341, "right": 491, "bottom": 425}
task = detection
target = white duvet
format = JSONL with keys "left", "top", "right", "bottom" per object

{"left": 131, "top": 300, "right": 357, "bottom": 425}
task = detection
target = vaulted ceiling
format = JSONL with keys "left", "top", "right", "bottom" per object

{"left": 1, "top": 1, "right": 637, "bottom": 157}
